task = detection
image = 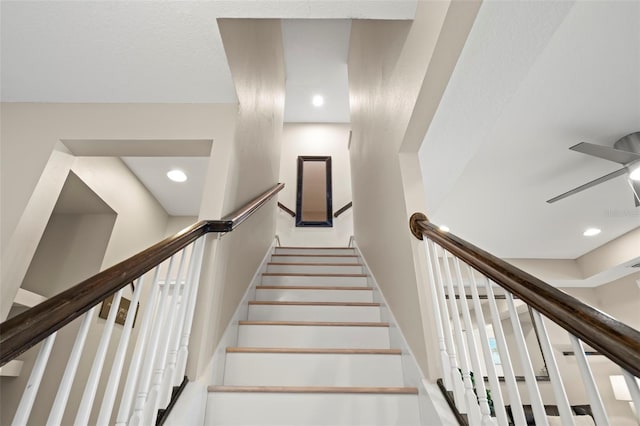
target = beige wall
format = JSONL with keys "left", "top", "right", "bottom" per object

{"left": 348, "top": 1, "right": 481, "bottom": 377}
{"left": 0, "top": 154, "right": 173, "bottom": 425}
{"left": 0, "top": 103, "right": 238, "bottom": 320}
{"left": 276, "top": 123, "right": 353, "bottom": 247}
{"left": 188, "top": 18, "right": 285, "bottom": 378}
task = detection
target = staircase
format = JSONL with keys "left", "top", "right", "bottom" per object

{"left": 205, "top": 246, "right": 423, "bottom": 425}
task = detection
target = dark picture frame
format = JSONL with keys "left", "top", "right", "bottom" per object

{"left": 295, "top": 156, "right": 333, "bottom": 227}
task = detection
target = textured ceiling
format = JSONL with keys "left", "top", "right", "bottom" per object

{"left": 0, "top": 1, "right": 415, "bottom": 103}
{"left": 419, "top": 0, "right": 640, "bottom": 259}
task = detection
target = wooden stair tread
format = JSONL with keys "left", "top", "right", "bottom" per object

{"left": 267, "top": 262, "right": 362, "bottom": 267}
{"left": 208, "top": 385, "right": 418, "bottom": 394}
{"left": 256, "top": 285, "right": 372, "bottom": 291}
{"left": 248, "top": 301, "right": 379, "bottom": 307}
{"left": 263, "top": 272, "right": 366, "bottom": 277}
{"left": 239, "top": 320, "right": 389, "bottom": 327}
{"left": 272, "top": 254, "right": 358, "bottom": 258}
{"left": 277, "top": 247, "right": 354, "bottom": 250}
{"left": 226, "top": 347, "right": 401, "bottom": 355}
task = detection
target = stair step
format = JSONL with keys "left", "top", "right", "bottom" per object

{"left": 222, "top": 351, "right": 404, "bottom": 387}
{"left": 274, "top": 247, "right": 356, "bottom": 255}
{"left": 266, "top": 262, "right": 364, "bottom": 274}
{"left": 226, "top": 347, "right": 400, "bottom": 354}
{"left": 271, "top": 254, "right": 360, "bottom": 264}
{"left": 206, "top": 391, "right": 420, "bottom": 425}
{"left": 247, "top": 303, "right": 381, "bottom": 322}
{"left": 261, "top": 273, "right": 368, "bottom": 287}
{"left": 255, "top": 287, "right": 374, "bottom": 303}
{"left": 248, "top": 301, "right": 379, "bottom": 306}
{"left": 208, "top": 385, "right": 417, "bottom": 394}
{"left": 237, "top": 322, "right": 391, "bottom": 349}
{"left": 239, "top": 320, "right": 388, "bottom": 327}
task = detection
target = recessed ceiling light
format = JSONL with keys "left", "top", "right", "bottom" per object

{"left": 167, "top": 169, "right": 187, "bottom": 182}
{"left": 630, "top": 166, "right": 640, "bottom": 181}
{"left": 312, "top": 95, "right": 324, "bottom": 107}
{"left": 583, "top": 228, "right": 601, "bottom": 237}
{"left": 439, "top": 225, "right": 450, "bottom": 232}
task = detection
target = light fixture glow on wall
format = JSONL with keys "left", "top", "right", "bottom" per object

{"left": 583, "top": 227, "right": 601, "bottom": 237}
{"left": 312, "top": 95, "right": 324, "bottom": 107}
{"left": 630, "top": 165, "right": 640, "bottom": 181}
{"left": 167, "top": 169, "right": 187, "bottom": 182}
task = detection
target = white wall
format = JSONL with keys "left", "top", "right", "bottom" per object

{"left": 0, "top": 103, "right": 238, "bottom": 320}
{"left": 276, "top": 123, "right": 353, "bottom": 247}
{"left": 20, "top": 212, "right": 116, "bottom": 298}
{"left": 165, "top": 216, "right": 199, "bottom": 237}
{"left": 188, "top": 18, "right": 285, "bottom": 380}
{"left": 347, "top": 1, "right": 480, "bottom": 377}
{"left": 0, "top": 154, "right": 174, "bottom": 425}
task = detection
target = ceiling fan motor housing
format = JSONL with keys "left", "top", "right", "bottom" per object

{"left": 614, "top": 132, "right": 640, "bottom": 154}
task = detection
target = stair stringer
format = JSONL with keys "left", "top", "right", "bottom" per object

{"left": 352, "top": 242, "right": 459, "bottom": 426}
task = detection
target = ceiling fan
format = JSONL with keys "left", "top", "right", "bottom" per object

{"left": 547, "top": 131, "right": 640, "bottom": 207}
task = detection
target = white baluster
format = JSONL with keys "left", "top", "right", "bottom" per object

{"left": 143, "top": 248, "right": 189, "bottom": 425}
{"left": 47, "top": 308, "right": 96, "bottom": 425}
{"left": 128, "top": 255, "right": 176, "bottom": 425}
{"left": 431, "top": 242, "right": 465, "bottom": 408}
{"left": 483, "top": 277, "right": 527, "bottom": 426}
{"left": 468, "top": 267, "right": 509, "bottom": 426}
{"left": 422, "top": 239, "right": 451, "bottom": 392}
{"left": 442, "top": 250, "right": 481, "bottom": 422}
{"left": 622, "top": 370, "right": 640, "bottom": 420}
{"left": 504, "top": 292, "right": 548, "bottom": 426}
{"left": 96, "top": 276, "right": 145, "bottom": 426}
{"left": 115, "top": 267, "right": 162, "bottom": 426}
{"left": 531, "top": 310, "right": 574, "bottom": 425}
{"left": 74, "top": 288, "right": 124, "bottom": 425}
{"left": 174, "top": 237, "right": 206, "bottom": 383}
{"left": 453, "top": 258, "right": 495, "bottom": 426}
{"left": 12, "top": 333, "right": 57, "bottom": 426}
{"left": 570, "top": 335, "right": 609, "bottom": 425}
{"left": 162, "top": 242, "right": 198, "bottom": 407}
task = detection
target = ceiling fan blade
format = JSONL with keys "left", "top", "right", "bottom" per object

{"left": 570, "top": 142, "right": 640, "bottom": 165}
{"left": 631, "top": 179, "right": 640, "bottom": 207}
{"left": 547, "top": 167, "right": 628, "bottom": 203}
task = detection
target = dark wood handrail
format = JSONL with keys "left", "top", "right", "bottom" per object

{"left": 277, "top": 202, "right": 295, "bottom": 217}
{"left": 409, "top": 212, "right": 640, "bottom": 378}
{"left": 0, "top": 183, "right": 284, "bottom": 366}
{"left": 334, "top": 201, "right": 352, "bottom": 218}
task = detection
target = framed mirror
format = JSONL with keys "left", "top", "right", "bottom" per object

{"left": 296, "top": 156, "right": 333, "bottom": 227}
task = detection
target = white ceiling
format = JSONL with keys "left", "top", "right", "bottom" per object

{"left": 282, "top": 20, "right": 351, "bottom": 123}
{"left": 2, "top": 0, "right": 637, "bottom": 266}
{"left": 0, "top": 1, "right": 414, "bottom": 103}
{"left": 121, "top": 157, "right": 210, "bottom": 216}
{"left": 419, "top": 0, "right": 640, "bottom": 260}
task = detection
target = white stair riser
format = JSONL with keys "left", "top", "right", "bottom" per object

{"left": 271, "top": 255, "right": 360, "bottom": 264}
{"left": 206, "top": 393, "right": 421, "bottom": 426}
{"left": 247, "top": 305, "right": 381, "bottom": 322}
{"left": 255, "top": 289, "right": 373, "bottom": 303}
{"left": 274, "top": 248, "right": 356, "bottom": 255}
{"left": 223, "top": 353, "right": 403, "bottom": 387}
{"left": 261, "top": 275, "right": 368, "bottom": 287}
{"left": 237, "top": 325, "right": 390, "bottom": 349}
{"left": 266, "top": 264, "right": 364, "bottom": 274}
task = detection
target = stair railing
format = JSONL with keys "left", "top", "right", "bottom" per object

{"left": 410, "top": 213, "right": 640, "bottom": 426}
{"left": 0, "top": 183, "right": 284, "bottom": 426}
{"left": 333, "top": 201, "right": 353, "bottom": 218}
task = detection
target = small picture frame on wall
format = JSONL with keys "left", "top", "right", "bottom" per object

{"left": 98, "top": 294, "right": 139, "bottom": 327}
